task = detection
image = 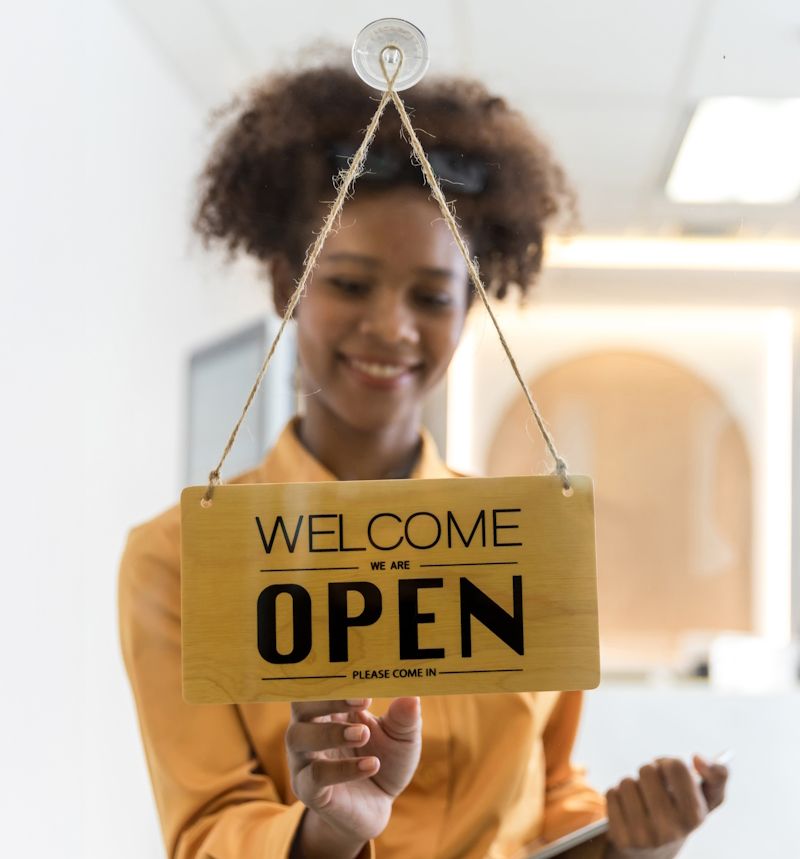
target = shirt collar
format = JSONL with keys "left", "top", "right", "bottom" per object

{"left": 255, "top": 417, "right": 455, "bottom": 484}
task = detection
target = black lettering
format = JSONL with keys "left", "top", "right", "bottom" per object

{"left": 257, "top": 584, "right": 312, "bottom": 663}
{"left": 308, "top": 513, "right": 337, "bottom": 552}
{"left": 460, "top": 575, "right": 524, "bottom": 657}
{"left": 328, "top": 582, "right": 382, "bottom": 662}
{"left": 367, "top": 512, "right": 403, "bottom": 551}
{"left": 404, "top": 511, "right": 442, "bottom": 550}
{"left": 399, "top": 578, "right": 445, "bottom": 659}
{"left": 338, "top": 513, "right": 366, "bottom": 552}
{"left": 446, "top": 509, "right": 486, "bottom": 548}
{"left": 492, "top": 508, "right": 522, "bottom": 547}
{"left": 255, "top": 515, "right": 304, "bottom": 554}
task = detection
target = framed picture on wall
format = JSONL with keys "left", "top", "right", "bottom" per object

{"left": 185, "top": 318, "right": 295, "bottom": 486}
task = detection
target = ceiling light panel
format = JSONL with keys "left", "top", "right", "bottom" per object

{"left": 667, "top": 98, "right": 800, "bottom": 204}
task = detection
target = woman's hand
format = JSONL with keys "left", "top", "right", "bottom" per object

{"left": 287, "top": 696, "right": 422, "bottom": 859}
{"left": 604, "top": 755, "right": 728, "bottom": 858}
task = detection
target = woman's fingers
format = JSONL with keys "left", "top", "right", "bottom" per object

{"left": 294, "top": 756, "right": 380, "bottom": 808}
{"left": 637, "top": 762, "right": 688, "bottom": 843}
{"left": 291, "top": 699, "right": 372, "bottom": 722}
{"left": 617, "top": 777, "right": 656, "bottom": 848}
{"left": 657, "top": 758, "right": 706, "bottom": 830}
{"left": 607, "top": 755, "right": 725, "bottom": 855}
{"left": 693, "top": 754, "right": 729, "bottom": 811}
{"left": 286, "top": 720, "right": 370, "bottom": 754}
{"left": 378, "top": 696, "right": 421, "bottom": 740}
{"left": 606, "top": 787, "right": 632, "bottom": 850}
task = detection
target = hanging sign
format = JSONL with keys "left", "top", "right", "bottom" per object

{"left": 181, "top": 475, "right": 599, "bottom": 703}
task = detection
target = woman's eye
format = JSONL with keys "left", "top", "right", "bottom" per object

{"left": 328, "top": 277, "right": 370, "bottom": 297}
{"left": 415, "top": 290, "right": 453, "bottom": 309}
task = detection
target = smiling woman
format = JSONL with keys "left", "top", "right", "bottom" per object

{"left": 277, "top": 188, "right": 470, "bottom": 465}
{"left": 118, "top": 52, "right": 728, "bottom": 859}
{"left": 191, "top": 61, "right": 573, "bottom": 483}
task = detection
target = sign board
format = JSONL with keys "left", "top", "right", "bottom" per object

{"left": 181, "top": 475, "right": 599, "bottom": 703}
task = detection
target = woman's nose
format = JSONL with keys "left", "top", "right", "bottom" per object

{"left": 358, "top": 289, "right": 420, "bottom": 345}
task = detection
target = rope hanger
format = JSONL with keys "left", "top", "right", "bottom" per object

{"left": 202, "top": 47, "right": 570, "bottom": 505}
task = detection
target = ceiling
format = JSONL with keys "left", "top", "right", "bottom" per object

{"left": 118, "top": 0, "right": 800, "bottom": 237}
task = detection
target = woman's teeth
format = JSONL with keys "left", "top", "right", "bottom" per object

{"left": 350, "top": 358, "right": 409, "bottom": 379}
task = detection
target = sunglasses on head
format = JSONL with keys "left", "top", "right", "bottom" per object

{"left": 327, "top": 141, "right": 490, "bottom": 194}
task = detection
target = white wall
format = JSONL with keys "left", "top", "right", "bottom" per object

{"left": 2, "top": 1, "right": 270, "bottom": 855}
{"left": 3, "top": 4, "right": 91, "bottom": 855}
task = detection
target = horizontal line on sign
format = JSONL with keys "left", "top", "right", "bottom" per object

{"left": 260, "top": 567, "right": 360, "bottom": 572}
{"left": 419, "top": 561, "right": 519, "bottom": 568}
{"left": 439, "top": 668, "right": 523, "bottom": 675}
{"left": 261, "top": 675, "right": 348, "bottom": 681}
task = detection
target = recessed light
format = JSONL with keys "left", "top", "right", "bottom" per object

{"left": 666, "top": 98, "right": 800, "bottom": 204}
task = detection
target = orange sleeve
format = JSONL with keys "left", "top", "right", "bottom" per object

{"left": 118, "top": 518, "right": 373, "bottom": 859}
{"left": 540, "top": 691, "right": 607, "bottom": 846}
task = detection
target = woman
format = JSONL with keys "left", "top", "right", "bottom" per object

{"left": 119, "top": 60, "right": 728, "bottom": 859}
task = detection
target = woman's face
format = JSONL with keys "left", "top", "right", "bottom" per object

{"left": 280, "top": 187, "right": 470, "bottom": 434}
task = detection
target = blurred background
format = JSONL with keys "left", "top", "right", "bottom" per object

{"left": 2, "top": 1, "right": 799, "bottom": 856}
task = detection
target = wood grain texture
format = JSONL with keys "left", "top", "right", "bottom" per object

{"left": 181, "top": 476, "right": 599, "bottom": 703}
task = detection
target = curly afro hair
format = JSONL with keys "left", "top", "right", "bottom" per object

{"left": 193, "top": 52, "right": 575, "bottom": 300}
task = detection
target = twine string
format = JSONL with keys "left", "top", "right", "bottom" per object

{"left": 201, "top": 86, "right": 395, "bottom": 504}
{"left": 379, "top": 52, "right": 570, "bottom": 490}
{"left": 202, "top": 45, "right": 569, "bottom": 505}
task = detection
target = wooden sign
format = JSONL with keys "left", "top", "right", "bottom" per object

{"left": 181, "top": 476, "right": 599, "bottom": 703}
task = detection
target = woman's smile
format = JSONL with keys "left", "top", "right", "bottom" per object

{"left": 279, "top": 187, "right": 470, "bottom": 434}
{"left": 338, "top": 352, "right": 423, "bottom": 390}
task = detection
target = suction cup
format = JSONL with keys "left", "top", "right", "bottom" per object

{"left": 352, "top": 18, "right": 429, "bottom": 91}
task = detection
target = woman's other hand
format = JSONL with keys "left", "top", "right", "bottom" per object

{"left": 604, "top": 755, "right": 729, "bottom": 858}
{"left": 287, "top": 696, "right": 422, "bottom": 858}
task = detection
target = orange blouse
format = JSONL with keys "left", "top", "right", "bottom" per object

{"left": 119, "top": 420, "right": 606, "bottom": 859}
